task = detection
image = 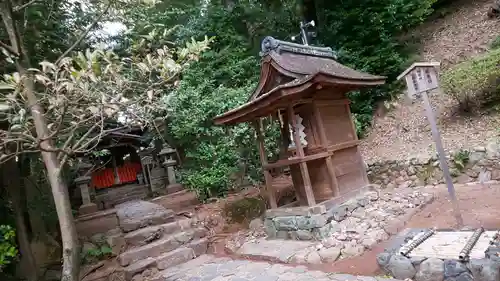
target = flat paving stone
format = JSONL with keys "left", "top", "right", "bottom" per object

{"left": 236, "top": 238, "right": 314, "bottom": 263}
{"left": 155, "top": 255, "right": 403, "bottom": 281}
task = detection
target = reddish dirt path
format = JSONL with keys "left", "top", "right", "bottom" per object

{"left": 205, "top": 184, "right": 500, "bottom": 276}
{"left": 316, "top": 184, "right": 500, "bottom": 275}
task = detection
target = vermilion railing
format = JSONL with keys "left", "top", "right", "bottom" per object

{"left": 91, "top": 162, "right": 142, "bottom": 189}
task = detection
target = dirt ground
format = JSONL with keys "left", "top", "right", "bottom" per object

{"left": 311, "top": 184, "right": 500, "bottom": 275}
{"left": 196, "top": 184, "right": 500, "bottom": 276}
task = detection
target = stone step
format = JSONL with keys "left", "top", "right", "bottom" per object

{"left": 124, "top": 218, "right": 193, "bottom": 247}
{"left": 151, "top": 190, "right": 199, "bottom": 212}
{"left": 155, "top": 238, "right": 209, "bottom": 270}
{"left": 155, "top": 247, "right": 195, "bottom": 270}
{"left": 123, "top": 257, "right": 156, "bottom": 281}
{"left": 118, "top": 227, "right": 208, "bottom": 266}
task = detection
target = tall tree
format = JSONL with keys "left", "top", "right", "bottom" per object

{"left": 0, "top": 1, "right": 210, "bottom": 280}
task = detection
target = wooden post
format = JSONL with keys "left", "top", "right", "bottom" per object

{"left": 422, "top": 91, "right": 463, "bottom": 227}
{"left": 288, "top": 105, "right": 316, "bottom": 206}
{"left": 312, "top": 101, "right": 340, "bottom": 197}
{"left": 254, "top": 119, "right": 278, "bottom": 209}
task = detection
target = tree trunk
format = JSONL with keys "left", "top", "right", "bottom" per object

{"left": 2, "top": 158, "right": 38, "bottom": 281}
{"left": 0, "top": 1, "right": 80, "bottom": 280}
{"left": 21, "top": 71, "right": 80, "bottom": 281}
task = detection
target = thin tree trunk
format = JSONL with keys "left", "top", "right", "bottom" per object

{"left": 2, "top": 158, "right": 38, "bottom": 281}
{"left": 0, "top": 1, "right": 80, "bottom": 280}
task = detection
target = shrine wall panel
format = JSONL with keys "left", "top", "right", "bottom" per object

{"left": 319, "top": 103, "right": 356, "bottom": 146}
{"left": 331, "top": 146, "right": 367, "bottom": 195}
{"left": 305, "top": 159, "right": 334, "bottom": 203}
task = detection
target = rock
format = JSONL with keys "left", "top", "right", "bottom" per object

{"left": 361, "top": 237, "right": 377, "bottom": 249}
{"left": 386, "top": 255, "right": 417, "bottom": 279}
{"left": 340, "top": 199, "right": 359, "bottom": 213}
{"left": 411, "top": 256, "right": 427, "bottom": 266}
{"left": 330, "top": 206, "right": 347, "bottom": 222}
{"left": 376, "top": 252, "right": 392, "bottom": 268}
{"left": 454, "top": 272, "right": 473, "bottom": 281}
{"left": 341, "top": 242, "right": 364, "bottom": 258}
{"left": 264, "top": 219, "right": 277, "bottom": 238}
{"left": 415, "top": 258, "right": 444, "bottom": 281}
{"left": 365, "top": 191, "right": 379, "bottom": 201}
{"left": 387, "top": 183, "right": 396, "bottom": 189}
{"left": 116, "top": 201, "right": 175, "bottom": 233}
{"left": 486, "top": 141, "right": 500, "bottom": 157}
{"left": 318, "top": 246, "right": 341, "bottom": 262}
{"left": 491, "top": 170, "right": 500, "bottom": 181}
{"left": 455, "top": 174, "right": 472, "bottom": 184}
{"left": 296, "top": 214, "right": 327, "bottom": 229}
{"left": 474, "top": 146, "right": 487, "bottom": 152}
{"left": 357, "top": 196, "right": 370, "bottom": 207}
{"left": 107, "top": 233, "right": 126, "bottom": 256}
{"left": 306, "top": 251, "right": 322, "bottom": 264}
{"left": 443, "top": 260, "right": 468, "bottom": 278}
{"left": 321, "top": 237, "right": 339, "bottom": 248}
{"left": 249, "top": 218, "right": 263, "bottom": 231}
{"left": 273, "top": 216, "right": 298, "bottom": 231}
{"left": 469, "top": 259, "right": 500, "bottom": 281}
{"left": 290, "top": 230, "right": 313, "bottom": 241}
{"left": 479, "top": 170, "right": 492, "bottom": 183}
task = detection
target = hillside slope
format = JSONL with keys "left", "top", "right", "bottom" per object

{"left": 360, "top": 0, "right": 500, "bottom": 163}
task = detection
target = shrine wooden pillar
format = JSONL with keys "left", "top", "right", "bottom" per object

{"left": 254, "top": 119, "right": 278, "bottom": 209}
{"left": 312, "top": 100, "right": 340, "bottom": 197}
{"left": 288, "top": 104, "right": 316, "bottom": 206}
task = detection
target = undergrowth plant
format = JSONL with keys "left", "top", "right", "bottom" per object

{"left": 441, "top": 48, "right": 500, "bottom": 112}
{"left": 0, "top": 225, "right": 18, "bottom": 272}
{"left": 452, "top": 149, "right": 470, "bottom": 172}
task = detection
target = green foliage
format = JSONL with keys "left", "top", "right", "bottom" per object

{"left": 0, "top": 225, "right": 18, "bottom": 272}
{"left": 81, "top": 245, "right": 113, "bottom": 264}
{"left": 223, "top": 197, "right": 266, "bottom": 223}
{"left": 441, "top": 48, "right": 500, "bottom": 112}
{"left": 452, "top": 149, "right": 470, "bottom": 171}
{"left": 491, "top": 36, "right": 500, "bottom": 50}
{"left": 126, "top": 0, "right": 447, "bottom": 199}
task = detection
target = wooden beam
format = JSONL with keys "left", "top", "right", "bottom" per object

{"left": 312, "top": 101, "right": 340, "bottom": 197}
{"left": 254, "top": 119, "right": 278, "bottom": 209}
{"left": 288, "top": 105, "right": 316, "bottom": 206}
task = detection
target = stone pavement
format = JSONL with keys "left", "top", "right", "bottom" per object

{"left": 156, "top": 255, "right": 400, "bottom": 281}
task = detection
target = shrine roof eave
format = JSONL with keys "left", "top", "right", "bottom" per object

{"left": 213, "top": 72, "right": 385, "bottom": 126}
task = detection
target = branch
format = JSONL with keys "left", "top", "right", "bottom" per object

{"left": 55, "top": 2, "right": 112, "bottom": 64}
{"left": 13, "top": 0, "right": 38, "bottom": 12}
{"left": 0, "top": 40, "right": 19, "bottom": 57}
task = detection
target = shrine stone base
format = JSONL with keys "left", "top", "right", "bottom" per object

{"left": 377, "top": 228, "right": 500, "bottom": 281}
{"left": 263, "top": 185, "right": 383, "bottom": 241}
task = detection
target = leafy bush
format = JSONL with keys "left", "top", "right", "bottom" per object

{"left": 452, "top": 149, "right": 470, "bottom": 171}
{"left": 441, "top": 48, "right": 500, "bottom": 112}
{"left": 0, "top": 225, "right": 18, "bottom": 272}
{"left": 133, "top": 0, "right": 449, "bottom": 199}
{"left": 223, "top": 197, "right": 266, "bottom": 223}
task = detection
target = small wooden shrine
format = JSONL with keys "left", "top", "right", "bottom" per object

{"left": 73, "top": 125, "right": 181, "bottom": 215}
{"left": 214, "top": 36, "right": 386, "bottom": 209}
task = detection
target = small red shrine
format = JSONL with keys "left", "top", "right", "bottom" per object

{"left": 214, "top": 36, "right": 386, "bottom": 209}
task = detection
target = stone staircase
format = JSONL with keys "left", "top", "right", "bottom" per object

{"left": 81, "top": 200, "right": 208, "bottom": 281}
{"left": 117, "top": 201, "right": 209, "bottom": 281}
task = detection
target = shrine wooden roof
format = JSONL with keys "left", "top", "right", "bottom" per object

{"left": 213, "top": 37, "right": 386, "bottom": 125}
